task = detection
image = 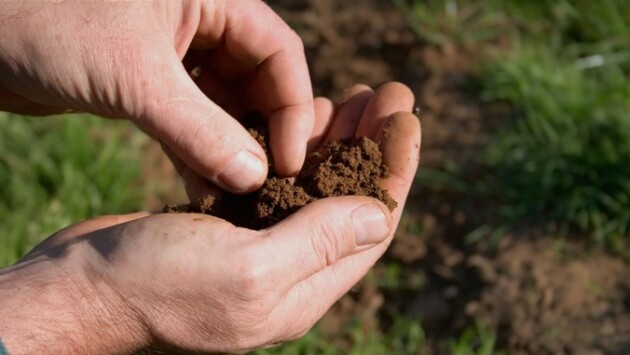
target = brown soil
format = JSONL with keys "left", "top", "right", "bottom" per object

{"left": 467, "top": 237, "right": 630, "bottom": 354}
{"left": 164, "top": 124, "right": 396, "bottom": 229}
{"left": 269, "top": 1, "right": 630, "bottom": 354}
{"left": 145, "top": 1, "right": 630, "bottom": 353}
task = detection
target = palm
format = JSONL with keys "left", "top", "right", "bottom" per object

{"left": 173, "top": 82, "right": 417, "bottom": 211}
{"left": 310, "top": 82, "right": 418, "bottom": 232}
{"left": 20, "top": 82, "right": 421, "bottom": 353}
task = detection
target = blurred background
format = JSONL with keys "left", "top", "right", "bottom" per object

{"left": 2, "top": 0, "right": 630, "bottom": 353}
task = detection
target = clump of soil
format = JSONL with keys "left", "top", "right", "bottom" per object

{"left": 164, "top": 124, "right": 396, "bottom": 229}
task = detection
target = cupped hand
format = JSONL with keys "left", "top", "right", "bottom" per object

{"left": 6, "top": 83, "right": 420, "bottom": 354}
{"left": 0, "top": 0, "right": 313, "bottom": 193}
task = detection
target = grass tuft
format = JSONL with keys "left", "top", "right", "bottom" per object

{"left": 0, "top": 113, "right": 147, "bottom": 266}
{"left": 474, "top": 2, "right": 630, "bottom": 244}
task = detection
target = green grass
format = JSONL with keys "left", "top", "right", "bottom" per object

{"left": 255, "top": 315, "right": 504, "bottom": 355}
{"left": 447, "top": 322, "right": 503, "bottom": 355}
{"left": 402, "top": 0, "right": 630, "bottom": 246}
{"left": 255, "top": 315, "right": 425, "bottom": 355}
{"left": 265, "top": 1, "right": 630, "bottom": 353}
{"left": 0, "top": 113, "right": 148, "bottom": 266}
{"left": 476, "top": 0, "right": 630, "bottom": 245}
{"left": 2, "top": 1, "right": 628, "bottom": 353}
{"left": 397, "top": 0, "right": 630, "bottom": 50}
{"left": 399, "top": 0, "right": 630, "bottom": 350}
{"left": 478, "top": 44, "right": 630, "bottom": 244}
{"left": 395, "top": 0, "right": 510, "bottom": 46}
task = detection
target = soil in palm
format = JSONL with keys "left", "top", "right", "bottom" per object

{"left": 164, "top": 123, "right": 396, "bottom": 229}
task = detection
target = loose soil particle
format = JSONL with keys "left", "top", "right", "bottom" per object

{"left": 164, "top": 125, "right": 396, "bottom": 229}
{"left": 150, "top": 1, "right": 630, "bottom": 353}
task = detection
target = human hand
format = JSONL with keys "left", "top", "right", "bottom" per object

{"left": 0, "top": 1, "right": 313, "bottom": 193}
{"left": 0, "top": 83, "right": 419, "bottom": 354}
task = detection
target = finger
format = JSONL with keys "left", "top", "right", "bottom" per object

{"left": 268, "top": 113, "right": 421, "bottom": 340}
{"left": 354, "top": 82, "right": 415, "bottom": 138}
{"left": 181, "top": 167, "right": 222, "bottom": 202}
{"left": 213, "top": 1, "right": 314, "bottom": 176}
{"left": 137, "top": 52, "right": 268, "bottom": 193}
{"left": 269, "top": 234, "right": 386, "bottom": 343}
{"left": 307, "top": 97, "right": 335, "bottom": 151}
{"left": 160, "top": 142, "right": 186, "bottom": 175}
{"left": 161, "top": 143, "right": 220, "bottom": 201}
{"left": 25, "top": 212, "right": 151, "bottom": 257}
{"left": 260, "top": 196, "right": 393, "bottom": 292}
{"left": 377, "top": 111, "right": 422, "bottom": 220}
{"left": 324, "top": 84, "right": 374, "bottom": 144}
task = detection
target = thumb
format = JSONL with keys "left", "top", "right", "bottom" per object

{"left": 262, "top": 196, "right": 393, "bottom": 291}
{"left": 135, "top": 54, "right": 268, "bottom": 193}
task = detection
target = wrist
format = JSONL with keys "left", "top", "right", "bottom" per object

{"left": 0, "top": 243, "right": 147, "bottom": 354}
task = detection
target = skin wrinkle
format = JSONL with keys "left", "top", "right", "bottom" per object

{"left": 57, "top": 6, "right": 102, "bottom": 112}
{"left": 5, "top": 41, "right": 38, "bottom": 102}
{"left": 119, "top": 40, "right": 166, "bottom": 119}
{"left": 195, "top": 0, "right": 226, "bottom": 45}
{"left": 168, "top": 108, "right": 230, "bottom": 175}
{"left": 106, "top": 36, "right": 141, "bottom": 117}
{"left": 0, "top": 2, "right": 41, "bottom": 21}
{"left": 143, "top": 94, "right": 223, "bottom": 150}
{"left": 311, "top": 216, "right": 348, "bottom": 269}
{"left": 222, "top": 4, "right": 252, "bottom": 66}
{"left": 143, "top": 275, "right": 248, "bottom": 352}
{"left": 134, "top": 294, "right": 184, "bottom": 350}
{"left": 92, "top": 216, "right": 236, "bottom": 351}
{"left": 1, "top": 262, "right": 97, "bottom": 353}
{"left": 254, "top": 49, "right": 310, "bottom": 108}
{"left": 0, "top": 0, "right": 419, "bottom": 351}
{"left": 0, "top": 5, "right": 43, "bottom": 91}
{"left": 84, "top": 240, "right": 172, "bottom": 351}
{"left": 77, "top": 242, "right": 150, "bottom": 353}
{"left": 172, "top": 1, "right": 200, "bottom": 58}
{"left": 81, "top": 38, "right": 117, "bottom": 116}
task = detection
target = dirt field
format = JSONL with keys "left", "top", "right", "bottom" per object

{"left": 267, "top": 1, "right": 630, "bottom": 353}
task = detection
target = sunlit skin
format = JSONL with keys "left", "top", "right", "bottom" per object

{"left": 0, "top": 0, "right": 314, "bottom": 193}
{"left": 0, "top": 83, "right": 420, "bottom": 354}
{"left": 0, "top": 0, "right": 421, "bottom": 353}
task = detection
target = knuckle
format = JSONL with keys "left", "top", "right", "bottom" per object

{"left": 232, "top": 247, "right": 274, "bottom": 300}
{"left": 117, "top": 45, "right": 165, "bottom": 116}
{"left": 286, "top": 30, "right": 305, "bottom": 52}
{"left": 378, "top": 81, "right": 415, "bottom": 105}
{"left": 309, "top": 220, "right": 350, "bottom": 268}
{"left": 172, "top": 120, "right": 212, "bottom": 157}
{"left": 223, "top": 305, "right": 277, "bottom": 351}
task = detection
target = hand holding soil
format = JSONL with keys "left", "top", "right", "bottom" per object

{"left": 165, "top": 82, "right": 414, "bottom": 229}
{"left": 0, "top": 83, "right": 420, "bottom": 353}
{"left": 0, "top": 0, "right": 313, "bottom": 193}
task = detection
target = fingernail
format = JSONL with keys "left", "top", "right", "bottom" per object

{"left": 352, "top": 204, "right": 391, "bottom": 246}
{"left": 218, "top": 150, "right": 266, "bottom": 192}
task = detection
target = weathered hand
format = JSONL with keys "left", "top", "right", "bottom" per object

{"left": 0, "top": 0, "right": 313, "bottom": 193}
{"left": 0, "top": 83, "right": 420, "bottom": 354}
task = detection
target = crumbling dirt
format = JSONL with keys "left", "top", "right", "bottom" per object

{"left": 164, "top": 124, "right": 396, "bottom": 229}
{"left": 269, "top": 1, "right": 630, "bottom": 354}
{"left": 467, "top": 238, "right": 630, "bottom": 354}
{"left": 144, "top": 1, "right": 630, "bottom": 353}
